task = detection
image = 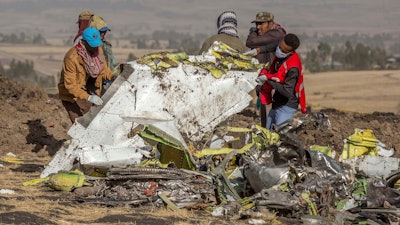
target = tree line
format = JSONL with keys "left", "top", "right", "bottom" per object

{"left": 0, "top": 32, "right": 47, "bottom": 45}
{"left": 0, "top": 59, "right": 54, "bottom": 87}
{"left": 303, "top": 41, "right": 390, "bottom": 72}
{"left": 0, "top": 31, "right": 399, "bottom": 88}
{"left": 125, "top": 31, "right": 400, "bottom": 71}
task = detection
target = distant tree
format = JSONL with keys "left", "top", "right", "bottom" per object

{"left": 0, "top": 61, "right": 4, "bottom": 75}
{"left": 304, "top": 49, "right": 322, "bottom": 73}
{"left": 331, "top": 48, "right": 346, "bottom": 65}
{"left": 369, "top": 47, "right": 387, "bottom": 69}
{"left": 152, "top": 30, "right": 180, "bottom": 41}
{"left": 32, "top": 34, "right": 47, "bottom": 45}
{"left": 167, "top": 38, "right": 179, "bottom": 49}
{"left": 0, "top": 32, "right": 47, "bottom": 45}
{"left": 150, "top": 40, "right": 160, "bottom": 49}
{"left": 193, "top": 33, "right": 208, "bottom": 43}
{"left": 8, "top": 59, "right": 16, "bottom": 76}
{"left": 389, "top": 42, "right": 400, "bottom": 55}
{"left": 179, "top": 38, "right": 200, "bottom": 54}
{"left": 19, "top": 32, "right": 26, "bottom": 43}
{"left": 7, "top": 33, "right": 18, "bottom": 43}
{"left": 344, "top": 41, "right": 355, "bottom": 70}
{"left": 136, "top": 39, "right": 147, "bottom": 49}
{"left": 38, "top": 75, "right": 55, "bottom": 88}
{"left": 353, "top": 43, "right": 370, "bottom": 70}
{"left": 317, "top": 42, "right": 332, "bottom": 63}
{"left": 2, "top": 59, "right": 38, "bottom": 85}
{"left": 298, "top": 32, "right": 310, "bottom": 41}
{"left": 7, "top": 59, "right": 36, "bottom": 79}
{"left": 126, "top": 52, "right": 137, "bottom": 61}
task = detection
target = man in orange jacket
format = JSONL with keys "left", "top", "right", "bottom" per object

{"left": 58, "top": 27, "right": 115, "bottom": 123}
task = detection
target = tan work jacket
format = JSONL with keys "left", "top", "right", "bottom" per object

{"left": 58, "top": 47, "right": 113, "bottom": 102}
{"left": 199, "top": 33, "right": 246, "bottom": 54}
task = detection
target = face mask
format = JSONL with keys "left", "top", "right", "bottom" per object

{"left": 275, "top": 46, "right": 289, "bottom": 58}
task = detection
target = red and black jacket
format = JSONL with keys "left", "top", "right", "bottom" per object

{"left": 266, "top": 52, "right": 307, "bottom": 113}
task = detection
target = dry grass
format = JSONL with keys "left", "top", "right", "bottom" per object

{"left": 152, "top": 208, "right": 196, "bottom": 219}
{"left": 305, "top": 70, "right": 400, "bottom": 114}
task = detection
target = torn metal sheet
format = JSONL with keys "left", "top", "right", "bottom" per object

{"left": 243, "top": 162, "right": 290, "bottom": 193}
{"left": 306, "top": 150, "right": 351, "bottom": 181}
{"left": 342, "top": 155, "right": 400, "bottom": 178}
{"left": 122, "top": 61, "right": 255, "bottom": 140}
{"left": 78, "top": 141, "right": 150, "bottom": 167}
{"left": 255, "top": 189, "right": 299, "bottom": 209}
{"left": 41, "top": 52, "right": 258, "bottom": 178}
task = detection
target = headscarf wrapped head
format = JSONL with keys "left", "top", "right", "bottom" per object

{"left": 217, "top": 11, "right": 238, "bottom": 37}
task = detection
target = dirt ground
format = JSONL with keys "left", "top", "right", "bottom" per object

{"left": 1, "top": 72, "right": 400, "bottom": 225}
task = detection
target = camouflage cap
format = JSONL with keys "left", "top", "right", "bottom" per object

{"left": 89, "top": 15, "right": 111, "bottom": 32}
{"left": 76, "top": 11, "right": 94, "bottom": 23}
{"left": 251, "top": 12, "right": 274, "bottom": 23}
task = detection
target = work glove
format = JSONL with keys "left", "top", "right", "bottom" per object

{"left": 88, "top": 95, "right": 103, "bottom": 106}
{"left": 243, "top": 49, "right": 258, "bottom": 56}
{"left": 255, "top": 75, "right": 268, "bottom": 85}
{"left": 249, "top": 27, "right": 257, "bottom": 33}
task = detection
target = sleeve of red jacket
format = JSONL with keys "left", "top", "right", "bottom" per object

{"left": 266, "top": 68, "right": 299, "bottom": 99}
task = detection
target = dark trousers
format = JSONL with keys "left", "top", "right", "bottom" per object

{"left": 62, "top": 100, "right": 91, "bottom": 123}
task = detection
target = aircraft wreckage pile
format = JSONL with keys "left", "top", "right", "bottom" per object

{"left": 24, "top": 42, "right": 400, "bottom": 224}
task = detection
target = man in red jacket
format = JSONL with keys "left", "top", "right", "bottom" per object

{"left": 256, "top": 33, "right": 306, "bottom": 130}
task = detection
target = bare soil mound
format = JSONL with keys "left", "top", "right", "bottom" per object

{"left": 0, "top": 75, "right": 70, "bottom": 157}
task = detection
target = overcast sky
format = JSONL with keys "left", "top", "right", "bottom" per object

{"left": 0, "top": 0, "right": 399, "bottom": 39}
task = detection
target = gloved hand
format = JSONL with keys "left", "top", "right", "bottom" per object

{"left": 270, "top": 77, "right": 280, "bottom": 82}
{"left": 249, "top": 27, "right": 257, "bottom": 33}
{"left": 255, "top": 75, "right": 268, "bottom": 85}
{"left": 88, "top": 95, "right": 103, "bottom": 106}
{"left": 243, "top": 49, "right": 258, "bottom": 56}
